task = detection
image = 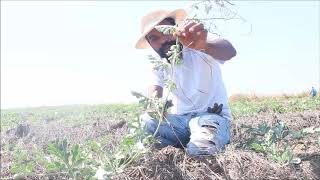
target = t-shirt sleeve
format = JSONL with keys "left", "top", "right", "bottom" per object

{"left": 215, "top": 59, "right": 226, "bottom": 64}
{"left": 207, "top": 33, "right": 226, "bottom": 65}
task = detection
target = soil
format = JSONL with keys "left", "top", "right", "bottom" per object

{"left": 1, "top": 110, "right": 319, "bottom": 179}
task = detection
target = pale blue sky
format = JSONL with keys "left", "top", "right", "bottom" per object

{"left": 1, "top": 1, "right": 319, "bottom": 109}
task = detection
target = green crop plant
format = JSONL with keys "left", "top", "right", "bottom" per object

{"left": 239, "top": 122, "right": 320, "bottom": 165}
{"left": 46, "top": 139, "right": 96, "bottom": 179}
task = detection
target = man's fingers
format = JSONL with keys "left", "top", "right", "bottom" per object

{"left": 183, "top": 21, "right": 197, "bottom": 31}
{"left": 178, "top": 22, "right": 205, "bottom": 37}
{"left": 189, "top": 23, "right": 205, "bottom": 33}
{"left": 216, "top": 104, "right": 223, "bottom": 114}
{"left": 211, "top": 103, "right": 218, "bottom": 112}
{"left": 178, "top": 21, "right": 197, "bottom": 35}
{"left": 196, "top": 29, "right": 208, "bottom": 37}
{"left": 207, "top": 103, "right": 223, "bottom": 114}
{"left": 164, "top": 100, "right": 173, "bottom": 109}
{"left": 213, "top": 103, "right": 218, "bottom": 109}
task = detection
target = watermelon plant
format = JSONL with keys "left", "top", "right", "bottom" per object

{"left": 239, "top": 122, "right": 320, "bottom": 165}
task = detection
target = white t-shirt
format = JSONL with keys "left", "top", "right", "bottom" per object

{"left": 149, "top": 47, "right": 232, "bottom": 121}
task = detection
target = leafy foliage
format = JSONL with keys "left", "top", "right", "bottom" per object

{"left": 239, "top": 122, "right": 320, "bottom": 165}
{"left": 131, "top": 91, "right": 172, "bottom": 122}
{"left": 46, "top": 139, "right": 96, "bottom": 179}
{"left": 167, "top": 44, "right": 183, "bottom": 65}
{"left": 9, "top": 145, "right": 49, "bottom": 179}
{"left": 4, "top": 95, "right": 319, "bottom": 179}
{"left": 148, "top": 55, "right": 170, "bottom": 71}
{"left": 10, "top": 147, "right": 35, "bottom": 175}
{"left": 154, "top": 25, "right": 177, "bottom": 35}
{"left": 154, "top": 25, "right": 182, "bottom": 65}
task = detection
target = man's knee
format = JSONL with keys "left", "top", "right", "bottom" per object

{"left": 187, "top": 114, "right": 230, "bottom": 156}
{"left": 186, "top": 138, "right": 228, "bottom": 156}
{"left": 139, "top": 112, "right": 157, "bottom": 134}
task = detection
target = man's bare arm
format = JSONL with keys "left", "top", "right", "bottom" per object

{"left": 175, "top": 21, "right": 237, "bottom": 61}
{"left": 148, "top": 85, "right": 163, "bottom": 98}
{"left": 204, "top": 38, "right": 237, "bottom": 61}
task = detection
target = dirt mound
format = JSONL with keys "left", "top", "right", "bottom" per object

{"left": 113, "top": 110, "right": 320, "bottom": 180}
{"left": 113, "top": 145, "right": 319, "bottom": 180}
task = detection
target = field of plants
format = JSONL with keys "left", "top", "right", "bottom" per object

{"left": 1, "top": 93, "right": 319, "bottom": 179}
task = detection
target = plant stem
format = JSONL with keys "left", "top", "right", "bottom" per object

{"left": 153, "top": 92, "right": 171, "bottom": 137}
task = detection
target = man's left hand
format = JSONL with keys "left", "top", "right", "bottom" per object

{"left": 207, "top": 103, "right": 223, "bottom": 115}
{"left": 174, "top": 21, "right": 208, "bottom": 52}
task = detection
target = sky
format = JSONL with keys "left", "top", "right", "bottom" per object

{"left": 1, "top": 1, "right": 319, "bottom": 109}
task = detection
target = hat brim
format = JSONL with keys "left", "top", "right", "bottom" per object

{"left": 135, "top": 9, "right": 187, "bottom": 49}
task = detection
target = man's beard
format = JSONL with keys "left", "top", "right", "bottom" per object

{"left": 155, "top": 41, "right": 183, "bottom": 63}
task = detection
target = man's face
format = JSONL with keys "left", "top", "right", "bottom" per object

{"left": 145, "top": 19, "right": 177, "bottom": 59}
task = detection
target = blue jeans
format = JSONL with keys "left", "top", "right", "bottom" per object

{"left": 140, "top": 112, "right": 231, "bottom": 155}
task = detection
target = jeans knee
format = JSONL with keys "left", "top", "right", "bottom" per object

{"left": 145, "top": 119, "right": 158, "bottom": 134}
{"left": 187, "top": 114, "right": 230, "bottom": 156}
{"left": 186, "top": 139, "right": 227, "bottom": 156}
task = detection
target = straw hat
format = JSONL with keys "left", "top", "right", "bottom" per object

{"left": 135, "top": 9, "right": 187, "bottom": 49}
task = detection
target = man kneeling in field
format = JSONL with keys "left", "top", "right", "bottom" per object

{"left": 135, "top": 8, "right": 237, "bottom": 156}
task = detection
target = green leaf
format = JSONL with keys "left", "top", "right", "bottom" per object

{"left": 74, "top": 157, "right": 85, "bottom": 167}
{"left": 48, "top": 139, "right": 70, "bottom": 163}
{"left": 167, "top": 43, "right": 182, "bottom": 65}
{"left": 78, "top": 167, "right": 96, "bottom": 179}
{"left": 89, "top": 141, "right": 101, "bottom": 152}
{"left": 131, "top": 91, "right": 144, "bottom": 99}
{"left": 250, "top": 143, "right": 265, "bottom": 153}
{"left": 165, "top": 80, "right": 177, "bottom": 90}
{"left": 71, "top": 144, "right": 80, "bottom": 164}
{"left": 47, "top": 143, "right": 63, "bottom": 160}
{"left": 291, "top": 131, "right": 303, "bottom": 139}
{"left": 10, "top": 165, "right": 23, "bottom": 174}
{"left": 25, "top": 162, "right": 34, "bottom": 172}
{"left": 273, "top": 122, "right": 286, "bottom": 139}
{"left": 60, "top": 139, "right": 68, "bottom": 153}
{"left": 155, "top": 25, "right": 176, "bottom": 35}
{"left": 265, "top": 130, "right": 274, "bottom": 145}
{"left": 280, "top": 150, "right": 292, "bottom": 164}
{"left": 122, "top": 136, "right": 135, "bottom": 147}
{"left": 148, "top": 55, "right": 170, "bottom": 71}
{"left": 139, "top": 99, "right": 146, "bottom": 104}
{"left": 47, "top": 161, "right": 65, "bottom": 171}
{"left": 268, "top": 143, "right": 277, "bottom": 155}
{"left": 256, "top": 123, "right": 270, "bottom": 135}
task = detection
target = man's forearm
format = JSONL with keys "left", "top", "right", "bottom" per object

{"left": 204, "top": 38, "right": 237, "bottom": 61}
{"left": 148, "top": 85, "right": 163, "bottom": 98}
